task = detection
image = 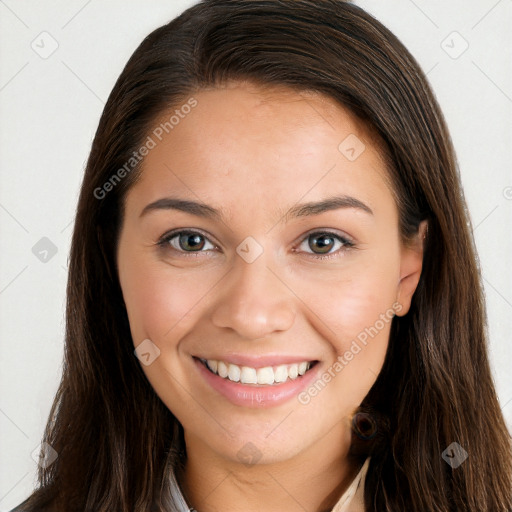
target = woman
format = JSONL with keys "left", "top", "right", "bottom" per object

{"left": 12, "top": 0, "right": 512, "bottom": 511}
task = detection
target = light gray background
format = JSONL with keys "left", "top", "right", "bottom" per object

{"left": 1, "top": 1, "right": 511, "bottom": 509}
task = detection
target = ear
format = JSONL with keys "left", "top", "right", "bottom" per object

{"left": 395, "top": 220, "right": 428, "bottom": 316}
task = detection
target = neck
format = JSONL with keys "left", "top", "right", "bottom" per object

{"left": 180, "top": 425, "right": 362, "bottom": 512}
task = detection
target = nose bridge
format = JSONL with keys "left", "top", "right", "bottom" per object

{"left": 210, "top": 250, "right": 296, "bottom": 339}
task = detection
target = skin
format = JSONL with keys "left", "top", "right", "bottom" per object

{"left": 116, "top": 81, "right": 426, "bottom": 512}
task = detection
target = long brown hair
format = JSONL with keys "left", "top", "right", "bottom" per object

{"left": 14, "top": 1, "right": 512, "bottom": 511}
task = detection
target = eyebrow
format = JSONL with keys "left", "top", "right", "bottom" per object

{"left": 139, "top": 195, "right": 373, "bottom": 221}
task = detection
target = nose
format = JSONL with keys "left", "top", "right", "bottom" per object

{"left": 210, "top": 256, "right": 296, "bottom": 340}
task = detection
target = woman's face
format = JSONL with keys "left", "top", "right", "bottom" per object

{"left": 117, "top": 81, "right": 424, "bottom": 466}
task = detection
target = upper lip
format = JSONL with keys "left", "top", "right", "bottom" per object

{"left": 194, "top": 354, "right": 318, "bottom": 368}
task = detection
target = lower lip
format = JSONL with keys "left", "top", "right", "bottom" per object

{"left": 194, "top": 358, "right": 321, "bottom": 408}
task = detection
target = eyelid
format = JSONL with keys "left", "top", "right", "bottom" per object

{"left": 296, "top": 228, "right": 354, "bottom": 243}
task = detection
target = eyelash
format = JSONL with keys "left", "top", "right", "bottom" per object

{"left": 156, "top": 229, "right": 355, "bottom": 260}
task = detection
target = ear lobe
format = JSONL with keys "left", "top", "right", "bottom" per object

{"left": 395, "top": 220, "right": 428, "bottom": 316}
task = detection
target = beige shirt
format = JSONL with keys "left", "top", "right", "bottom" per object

{"left": 331, "top": 457, "right": 369, "bottom": 512}
{"left": 169, "top": 457, "right": 370, "bottom": 512}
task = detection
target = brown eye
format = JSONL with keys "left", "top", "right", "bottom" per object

{"left": 178, "top": 233, "right": 206, "bottom": 251}
{"left": 297, "top": 231, "right": 354, "bottom": 259}
{"left": 308, "top": 233, "right": 336, "bottom": 254}
{"left": 159, "top": 230, "right": 216, "bottom": 253}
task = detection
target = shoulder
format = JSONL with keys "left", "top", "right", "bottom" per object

{"left": 9, "top": 495, "right": 55, "bottom": 512}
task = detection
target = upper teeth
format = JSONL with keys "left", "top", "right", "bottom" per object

{"left": 203, "top": 359, "right": 311, "bottom": 385}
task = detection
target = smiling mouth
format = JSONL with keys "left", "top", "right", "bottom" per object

{"left": 196, "top": 357, "right": 318, "bottom": 386}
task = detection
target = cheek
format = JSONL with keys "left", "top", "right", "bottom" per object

{"left": 330, "top": 273, "right": 398, "bottom": 340}
{"left": 119, "top": 255, "right": 221, "bottom": 346}
{"left": 295, "top": 254, "right": 400, "bottom": 342}
{"left": 292, "top": 256, "right": 400, "bottom": 407}
{"left": 118, "top": 256, "right": 219, "bottom": 420}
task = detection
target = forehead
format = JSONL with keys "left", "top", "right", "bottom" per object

{"left": 124, "top": 81, "right": 393, "bottom": 223}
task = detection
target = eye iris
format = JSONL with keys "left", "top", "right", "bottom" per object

{"left": 179, "top": 233, "right": 205, "bottom": 251}
{"left": 309, "top": 234, "right": 334, "bottom": 254}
